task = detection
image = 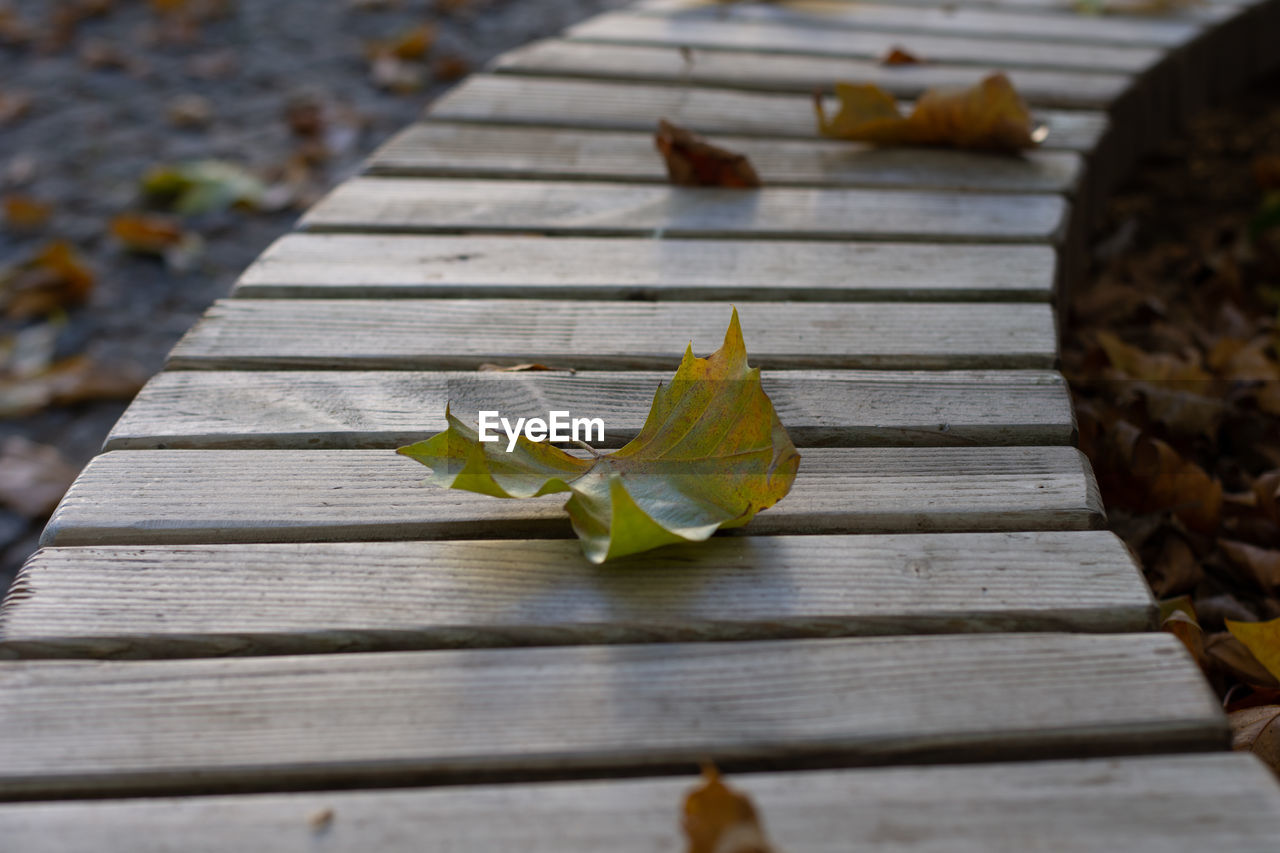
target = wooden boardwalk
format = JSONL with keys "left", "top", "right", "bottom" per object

{"left": 3, "top": 0, "right": 1280, "bottom": 847}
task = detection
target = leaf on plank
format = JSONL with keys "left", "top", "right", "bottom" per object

{"left": 683, "top": 765, "right": 780, "bottom": 853}
{"left": 881, "top": 46, "right": 923, "bottom": 66}
{"left": 398, "top": 309, "right": 799, "bottom": 563}
{"left": 655, "top": 120, "right": 761, "bottom": 188}
{"left": 815, "top": 72, "right": 1042, "bottom": 153}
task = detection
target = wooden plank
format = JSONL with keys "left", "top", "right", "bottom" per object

{"left": 0, "top": 531, "right": 1152, "bottom": 659}
{"left": 630, "top": 0, "right": 1206, "bottom": 47}
{"left": 38, "top": 446, "right": 1104, "bottom": 547}
{"left": 236, "top": 235, "right": 1059, "bottom": 301}
{"left": 1, "top": 754, "right": 1276, "bottom": 852}
{"left": 103, "top": 369, "right": 1075, "bottom": 451}
{"left": 300, "top": 178, "right": 1070, "bottom": 244}
{"left": 429, "top": 76, "right": 1110, "bottom": 153}
{"left": 567, "top": 11, "right": 1164, "bottom": 73}
{"left": 490, "top": 39, "right": 1131, "bottom": 110}
{"left": 367, "top": 122, "right": 1084, "bottom": 195}
{"left": 820, "top": 0, "right": 1251, "bottom": 12}
{"left": 166, "top": 300, "right": 1060, "bottom": 371}
{"left": 0, "top": 633, "right": 1225, "bottom": 798}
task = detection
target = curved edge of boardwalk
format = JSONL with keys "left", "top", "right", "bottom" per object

{"left": 2, "top": 0, "right": 1280, "bottom": 848}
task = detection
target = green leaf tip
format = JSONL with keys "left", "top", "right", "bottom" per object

{"left": 397, "top": 310, "right": 800, "bottom": 563}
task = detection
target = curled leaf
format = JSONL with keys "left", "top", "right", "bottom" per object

{"left": 815, "top": 72, "right": 1041, "bottom": 153}
{"left": 655, "top": 120, "right": 761, "bottom": 188}
{"left": 142, "top": 160, "right": 264, "bottom": 215}
{"left": 683, "top": 765, "right": 779, "bottom": 853}
{"left": 399, "top": 309, "right": 799, "bottom": 563}
{"left": 881, "top": 46, "right": 922, "bottom": 66}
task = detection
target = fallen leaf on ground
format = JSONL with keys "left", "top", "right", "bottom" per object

{"left": 881, "top": 46, "right": 922, "bottom": 65}
{"left": 1206, "top": 630, "right": 1280, "bottom": 688}
{"left": 142, "top": 160, "right": 264, "bottom": 215}
{"left": 0, "top": 436, "right": 78, "bottom": 518}
{"left": 1220, "top": 540, "right": 1280, "bottom": 593}
{"left": 399, "top": 309, "right": 800, "bottom": 563}
{"left": 655, "top": 120, "right": 761, "bottom": 188}
{"left": 1229, "top": 705, "right": 1280, "bottom": 773}
{"left": 0, "top": 355, "right": 147, "bottom": 419}
{"left": 0, "top": 241, "right": 94, "bottom": 320}
{"left": 815, "top": 72, "right": 1042, "bottom": 153}
{"left": 1160, "top": 596, "right": 1205, "bottom": 665}
{"left": 683, "top": 765, "right": 779, "bottom": 853}
{"left": 1228, "top": 617, "right": 1280, "bottom": 683}
{"left": 110, "top": 213, "right": 185, "bottom": 254}
{"left": 432, "top": 54, "right": 470, "bottom": 82}
{"left": 369, "top": 54, "right": 424, "bottom": 93}
{"left": 2, "top": 195, "right": 51, "bottom": 229}
{"left": 476, "top": 363, "right": 558, "bottom": 373}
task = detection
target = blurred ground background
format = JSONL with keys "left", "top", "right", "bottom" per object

{"left": 0, "top": 0, "right": 624, "bottom": 592}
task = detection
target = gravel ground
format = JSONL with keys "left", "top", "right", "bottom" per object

{"left": 0, "top": 0, "right": 626, "bottom": 592}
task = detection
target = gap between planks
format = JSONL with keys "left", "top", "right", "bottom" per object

{"left": 39, "top": 446, "right": 1104, "bottom": 547}
{"left": 104, "top": 369, "right": 1075, "bottom": 451}
{"left": 0, "top": 531, "right": 1153, "bottom": 659}
{"left": 0, "top": 633, "right": 1225, "bottom": 799}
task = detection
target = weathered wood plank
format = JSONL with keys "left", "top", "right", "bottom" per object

{"left": 39, "top": 446, "right": 1103, "bottom": 547}
{"left": 167, "top": 300, "right": 1060, "bottom": 371}
{"left": 428, "top": 76, "right": 1110, "bottom": 153}
{"left": 236, "top": 235, "right": 1059, "bottom": 301}
{"left": 103, "top": 369, "right": 1075, "bottom": 451}
{"left": 0, "top": 633, "right": 1224, "bottom": 798}
{"left": 300, "top": 178, "right": 1070, "bottom": 244}
{"left": 491, "top": 39, "right": 1131, "bottom": 109}
{"left": 630, "top": 0, "right": 1206, "bottom": 47}
{"left": 0, "top": 531, "right": 1151, "bottom": 659}
{"left": 367, "top": 122, "right": 1084, "bottom": 195}
{"left": 1, "top": 754, "right": 1276, "bottom": 852}
{"left": 568, "top": 12, "right": 1164, "bottom": 73}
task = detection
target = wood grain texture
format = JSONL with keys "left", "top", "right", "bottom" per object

{"left": 236, "top": 234, "right": 1059, "bottom": 301}
{"left": 39, "top": 446, "right": 1104, "bottom": 547}
{"left": 103, "top": 369, "right": 1075, "bottom": 451}
{"left": 631, "top": 0, "right": 1206, "bottom": 47}
{"left": 491, "top": 39, "right": 1131, "bottom": 109}
{"left": 0, "top": 531, "right": 1153, "bottom": 659}
{"left": 367, "top": 122, "right": 1084, "bottom": 195}
{"left": 300, "top": 178, "right": 1070, "bottom": 244}
{"left": 167, "top": 299, "right": 1061, "bottom": 371}
{"left": 568, "top": 12, "right": 1164, "bottom": 73}
{"left": 0, "top": 633, "right": 1225, "bottom": 798}
{"left": 2, "top": 754, "right": 1277, "bottom": 852}
{"left": 428, "top": 75, "right": 1110, "bottom": 153}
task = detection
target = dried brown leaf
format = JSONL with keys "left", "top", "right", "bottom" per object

{"left": 881, "top": 46, "right": 922, "bottom": 66}
{"left": 0, "top": 354, "right": 146, "bottom": 419}
{"left": 1220, "top": 540, "right": 1280, "bottom": 593}
{"left": 1229, "top": 705, "right": 1280, "bottom": 773}
{"left": 655, "top": 120, "right": 761, "bottom": 188}
{"left": 110, "top": 213, "right": 185, "bottom": 255}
